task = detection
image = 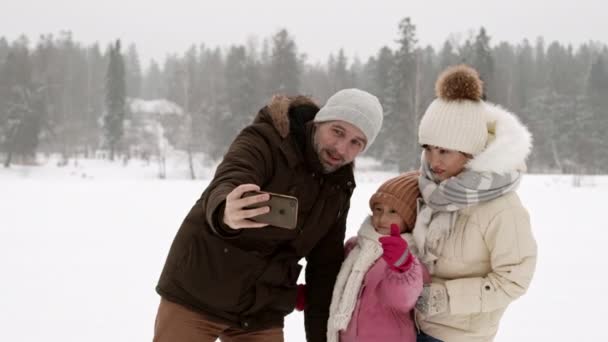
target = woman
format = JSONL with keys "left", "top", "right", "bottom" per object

{"left": 412, "top": 65, "right": 537, "bottom": 342}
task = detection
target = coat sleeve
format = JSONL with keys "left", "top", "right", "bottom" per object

{"left": 201, "top": 124, "right": 274, "bottom": 238}
{"left": 443, "top": 205, "right": 537, "bottom": 314}
{"left": 304, "top": 205, "right": 349, "bottom": 342}
{"left": 378, "top": 258, "right": 425, "bottom": 313}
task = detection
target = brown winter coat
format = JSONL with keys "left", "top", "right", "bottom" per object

{"left": 156, "top": 95, "right": 356, "bottom": 341}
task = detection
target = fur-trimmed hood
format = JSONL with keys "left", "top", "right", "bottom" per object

{"left": 466, "top": 103, "right": 533, "bottom": 174}
{"left": 257, "top": 94, "right": 320, "bottom": 138}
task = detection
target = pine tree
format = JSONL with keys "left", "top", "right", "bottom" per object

{"left": 458, "top": 38, "right": 475, "bottom": 65}
{"left": 125, "top": 43, "right": 142, "bottom": 98}
{"left": 300, "top": 62, "right": 332, "bottom": 102}
{"left": 546, "top": 42, "right": 573, "bottom": 96}
{"left": 29, "top": 34, "right": 60, "bottom": 156}
{"left": 269, "top": 29, "right": 300, "bottom": 95}
{"left": 104, "top": 40, "right": 126, "bottom": 161}
{"left": 586, "top": 56, "right": 608, "bottom": 109}
{"left": 472, "top": 27, "right": 495, "bottom": 100}
{"left": 181, "top": 46, "right": 202, "bottom": 179}
{"left": 345, "top": 48, "right": 395, "bottom": 160}
{"left": 586, "top": 55, "right": 608, "bottom": 172}
{"left": 199, "top": 47, "right": 228, "bottom": 159}
{"left": 438, "top": 40, "right": 459, "bottom": 69}
{"left": 41, "top": 31, "right": 91, "bottom": 163}
{"left": 258, "top": 38, "right": 273, "bottom": 99}
{"left": 30, "top": 35, "right": 55, "bottom": 154}
{"left": 389, "top": 17, "right": 419, "bottom": 171}
{"left": 0, "top": 37, "right": 9, "bottom": 62}
{"left": 328, "top": 49, "right": 352, "bottom": 92}
{"left": 417, "top": 45, "right": 439, "bottom": 114}
{"left": 492, "top": 41, "right": 516, "bottom": 107}
{"left": 83, "top": 43, "right": 105, "bottom": 155}
{"left": 224, "top": 45, "right": 258, "bottom": 135}
{"left": 513, "top": 39, "right": 535, "bottom": 114}
{"left": 0, "top": 39, "right": 44, "bottom": 167}
{"left": 9, "top": 85, "right": 45, "bottom": 162}
{"left": 142, "top": 60, "right": 163, "bottom": 100}
{"left": 164, "top": 55, "right": 184, "bottom": 106}
{"left": 350, "top": 57, "right": 364, "bottom": 89}
{"left": 524, "top": 91, "right": 567, "bottom": 172}
{"left": 534, "top": 37, "right": 548, "bottom": 90}
{"left": 64, "top": 33, "right": 90, "bottom": 159}
{"left": 372, "top": 47, "right": 394, "bottom": 110}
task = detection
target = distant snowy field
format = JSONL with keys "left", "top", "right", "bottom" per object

{"left": 1, "top": 157, "right": 606, "bottom": 341}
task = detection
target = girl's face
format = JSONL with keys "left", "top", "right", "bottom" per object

{"left": 423, "top": 145, "right": 471, "bottom": 181}
{"left": 371, "top": 203, "right": 407, "bottom": 235}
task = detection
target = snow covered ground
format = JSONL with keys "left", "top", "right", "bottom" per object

{"left": 1, "top": 158, "right": 607, "bottom": 341}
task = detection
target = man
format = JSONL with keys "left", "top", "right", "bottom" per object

{"left": 154, "top": 88, "right": 383, "bottom": 342}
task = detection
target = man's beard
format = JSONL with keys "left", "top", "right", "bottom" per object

{"left": 313, "top": 136, "right": 345, "bottom": 174}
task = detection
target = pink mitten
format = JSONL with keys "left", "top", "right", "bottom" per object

{"left": 379, "top": 224, "right": 414, "bottom": 272}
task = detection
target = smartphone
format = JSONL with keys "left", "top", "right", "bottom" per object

{"left": 242, "top": 191, "right": 298, "bottom": 229}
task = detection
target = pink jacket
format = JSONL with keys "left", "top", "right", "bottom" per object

{"left": 339, "top": 237, "right": 425, "bottom": 342}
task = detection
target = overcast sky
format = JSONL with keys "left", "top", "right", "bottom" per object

{"left": 3, "top": 0, "right": 606, "bottom": 67}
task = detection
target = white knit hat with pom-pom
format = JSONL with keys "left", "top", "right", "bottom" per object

{"left": 418, "top": 65, "right": 489, "bottom": 155}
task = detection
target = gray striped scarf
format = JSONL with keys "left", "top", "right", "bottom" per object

{"left": 413, "top": 154, "right": 522, "bottom": 270}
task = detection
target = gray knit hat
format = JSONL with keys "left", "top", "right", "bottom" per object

{"left": 314, "top": 88, "right": 383, "bottom": 151}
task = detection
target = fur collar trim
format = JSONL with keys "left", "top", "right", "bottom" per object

{"left": 467, "top": 103, "right": 532, "bottom": 174}
{"left": 266, "top": 94, "right": 319, "bottom": 138}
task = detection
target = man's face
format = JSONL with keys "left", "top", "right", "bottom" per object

{"left": 313, "top": 120, "right": 367, "bottom": 173}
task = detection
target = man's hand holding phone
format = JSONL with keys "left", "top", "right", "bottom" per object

{"left": 223, "top": 184, "right": 271, "bottom": 229}
{"left": 223, "top": 184, "right": 299, "bottom": 230}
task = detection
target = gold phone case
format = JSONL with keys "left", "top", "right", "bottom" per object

{"left": 243, "top": 191, "right": 299, "bottom": 229}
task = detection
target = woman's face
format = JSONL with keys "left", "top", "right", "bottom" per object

{"left": 423, "top": 145, "right": 471, "bottom": 181}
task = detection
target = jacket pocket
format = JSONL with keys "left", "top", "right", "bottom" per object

{"left": 180, "top": 233, "right": 267, "bottom": 313}
{"left": 243, "top": 260, "right": 303, "bottom": 316}
{"left": 425, "top": 311, "right": 472, "bottom": 332}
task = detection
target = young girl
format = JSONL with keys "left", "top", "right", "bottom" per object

{"left": 327, "top": 171, "right": 427, "bottom": 342}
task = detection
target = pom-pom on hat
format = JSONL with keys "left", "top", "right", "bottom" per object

{"left": 418, "top": 65, "right": 489, "bottom": 155}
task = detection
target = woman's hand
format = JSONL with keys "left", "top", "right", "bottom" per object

{"left": 416, "top": 283, "right": 449, "bottom": 316}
